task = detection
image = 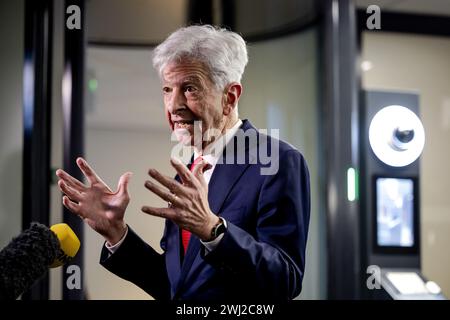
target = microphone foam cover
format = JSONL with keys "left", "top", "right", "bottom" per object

{"left": 49, "top": 223, "right": 80, "bottom": 268}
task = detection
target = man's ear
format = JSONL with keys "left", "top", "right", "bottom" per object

{"left": 222, "top": 82, "right": 242, "bottom": 115}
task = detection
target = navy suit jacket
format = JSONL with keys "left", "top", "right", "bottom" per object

{"left": 100, "top": 119, "right": 310, "bottom": 301}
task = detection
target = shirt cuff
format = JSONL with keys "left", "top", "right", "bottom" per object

{"left": 200, "top": 218, "right": 227, "bottom": 253}
{"left": 105, "top": 226, "right": 129, "bottom": 254}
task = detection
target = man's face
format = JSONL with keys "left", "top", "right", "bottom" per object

{"left": 162, "top": 61, "right": 224, "bottom": 147}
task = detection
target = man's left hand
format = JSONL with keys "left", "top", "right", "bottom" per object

{"left": 141, "top": 157, "right": 219, "bottom": 241}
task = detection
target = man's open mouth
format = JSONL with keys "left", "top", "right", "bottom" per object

{"left": 173, "top": 120, "right": 195, "bottom": 129}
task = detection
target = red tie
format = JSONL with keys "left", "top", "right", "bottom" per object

{"left": 181, "top": 156, "right": 203, "bottom": 254}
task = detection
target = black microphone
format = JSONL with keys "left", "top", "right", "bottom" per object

{"left": 0, "top": 222, "right": 80, "bottom": 300}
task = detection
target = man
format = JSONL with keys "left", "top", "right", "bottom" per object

{"left": 56, "top": 25, "right": 310, "bottom": 301}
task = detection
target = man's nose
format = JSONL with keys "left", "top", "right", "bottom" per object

{"left": 167, "top": 89, "right": 186, "bottom": 114}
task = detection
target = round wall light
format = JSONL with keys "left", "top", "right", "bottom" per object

{"left": 369, "top": 105, "right": 425, "bottom": 167}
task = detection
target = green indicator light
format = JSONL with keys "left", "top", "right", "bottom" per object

{"left": 347, "top": 168, "right": 359, "bottom": 202}
{"left": 88, "top": 78, "right": 98, "bottom": 92}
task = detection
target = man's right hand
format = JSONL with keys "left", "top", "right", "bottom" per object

{"left": 56, "top": 157, "right": 132, "bottom": 245}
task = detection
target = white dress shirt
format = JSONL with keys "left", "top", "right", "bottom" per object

{"left": 106, "top": 119, "right": 243, "bottom": 254}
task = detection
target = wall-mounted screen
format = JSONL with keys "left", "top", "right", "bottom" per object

{"left": 375, "top": 177, "right": 416, "bottom": 249}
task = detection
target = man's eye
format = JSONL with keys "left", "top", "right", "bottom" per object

{"left": 162, "top": 87, "right": 171, "bottom": 93}
{"left": 185, "top": 86, "right": 196, "bottom": 93}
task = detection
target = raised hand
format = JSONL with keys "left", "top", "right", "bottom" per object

{"left": 141, "top": 157, "right": 219, "bottom": 241}
{"left": 56, "top": 157, "right": 132, "bottom": 245}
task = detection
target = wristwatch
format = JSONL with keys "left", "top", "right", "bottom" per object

{"left": 210, "top": 217, "right": 227, "bottom": 240}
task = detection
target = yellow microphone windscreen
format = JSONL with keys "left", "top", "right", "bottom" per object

{"left": 49, "top": 223, "right": 80, "bottom": 268}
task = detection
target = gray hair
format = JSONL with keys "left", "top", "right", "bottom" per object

{"left": 152, "top": 25, "right": 248, "bottom": 90}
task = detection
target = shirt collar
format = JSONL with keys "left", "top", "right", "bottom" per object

{"left": 194, "top": 119, "right": 243, "bottom": 165}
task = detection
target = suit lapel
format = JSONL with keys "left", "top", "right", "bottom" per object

{"left": 207, "top": 159, "right": 251, "bottom": 214}
{"left": 207, "top": 120, "right": 256, "bottom": 214}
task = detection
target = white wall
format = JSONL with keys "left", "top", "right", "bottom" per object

{"left": 362, "top": 31, "right": 450, "bottom": 297}
{"left": 0, "top": 0, "right": 23, "bottom": 248}
{"left": 84, "top": 127, "right": 173, "bottom": 299}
